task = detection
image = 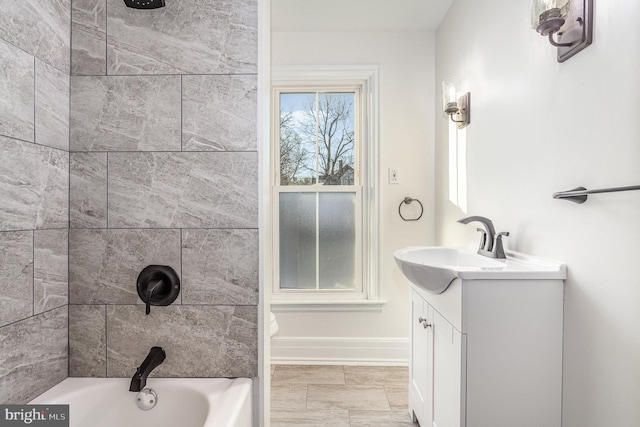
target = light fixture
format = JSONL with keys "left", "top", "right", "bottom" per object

{"left": 531, "top": 0, "right": 593, "bottom": 62}
{"left": 442, "top": 79, "right": 470, "bottom": 129}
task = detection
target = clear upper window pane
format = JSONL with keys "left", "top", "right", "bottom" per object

{"left": 279, "top": 92, "right": 355, "bottom": 186}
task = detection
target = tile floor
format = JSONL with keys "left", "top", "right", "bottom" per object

{"left": 270, "top": 365, "right": 420, "bottom": 427}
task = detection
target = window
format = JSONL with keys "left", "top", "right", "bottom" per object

{"left": 278, "top": 91, "right": 360, "bottom": 292}
{"left": 271, "top": 66, "right": 381, "bottom": 308}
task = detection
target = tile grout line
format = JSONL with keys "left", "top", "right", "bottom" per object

{"left": 346, "top": 367, "right": 352, "bottom": 426}
{"left": 104, "top": 304, "right": 108, "bottom": 378}
{"left": 67, "top": 20, "right": 71, "bottom": 376}
{"left": 304, "top": 382, "right": 309, "bottom": 410}
{"left": 106, "top": 152, "right": 109, "bottom": 227}
{"left": 69, "top": 0, "right": 73, "bottom": 78}
{"left": 61, "top": 149, "right": 259, "bottom": 154}
{"left": 72, "top": 72, "right": 258, "bottom": 78}
{"left": 67, "top": 213, "right": 71, "bottom": 377}
{"left": 180, "top": 74, "right": 183, "bottom": 151}
{"left": 32, "top": 230, "right": 35, "bottom": 316}
{"left": 104, "top": 0, "right": 108, "bottom": 76}
{"left": 33, "top": 55, "right": 36, "bottom": 145}
{"left": 383, "top": 384, "right": 391, "bottom": 411}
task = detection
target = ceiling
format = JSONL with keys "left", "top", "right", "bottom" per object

{"left": 271, "top": 0, "right": 455, "bottom": 33}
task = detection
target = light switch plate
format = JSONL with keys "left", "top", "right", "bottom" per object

{"left": 389, "top": 167, "right": 399, "bottom": 184}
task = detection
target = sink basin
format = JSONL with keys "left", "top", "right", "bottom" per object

{"left": 394, "top": 246, "right": 566, "bottom": 294}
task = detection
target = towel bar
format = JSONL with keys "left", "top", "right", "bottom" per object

{"left": 553, "top": 185, "right": 640, "bottom": 204}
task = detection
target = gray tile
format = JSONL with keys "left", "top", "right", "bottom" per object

{"left": 271, "top": 409, "right": 350, "bottom": 427}
{"left": 0, "top": 0, "right": 71, "bottom": 72}
{"left": 108, "top": 152, "right": 258, "bottom": 228}
{"left": 182, "top": 75, "right": 257, "bottom": 151}
{"left": 35, "top": 59, "right": 70, "bottom": 151}
{"left": 69, "top": 229, "right": 181, "bottom": 304}
{"left": 70, "top": 75, "right": 181, "bottom": 151}
{"left": 384, "top": 384, "right": 409, "bottom": 411}
{"left": 106, "top": 0, "right": 257, "bottom": 75}
{"left": 70, "top": 152, "right": 107, "bottom": 228}
{"left": 71, "top": 0, "right": 107, "bottom": 75}
{"left": 0, "top": 231, "right": 33, "bottom": 326}
{"left": 69, "top": 304, "right": 106, "bottom": 377}
{"left": 0, "top": 39, "right": 34, "bottom": 142}
{"left": 344, "top": 366, "right": 409, "bottom": 386}
{"left": 34, "top": 229, "right": 68, "bottom": 314}
{"left": 307, "top": 384, "right": 391, "bottom": 411}
{"left": 182, "top": 229, "right": 258, "bottom": 305}
{"left": 0, "top": 306, "right": 67, "bottom": 404}
{"left": 217, "top": 305, "right": 258, "bottom": 377}
{"left": 348, "top": 411, "right": 419, "bottom": 426}
{"left": 271, "top": 383, "right": 308, "bottom": 410}
{"left": 106, "top": 305, "right": 257, "bottom": 378}
{"left": 272, "top": 365, "right": 345, "bottom": 385}
{"left": 0, "top": 136, "right": 69, "bottom": 230}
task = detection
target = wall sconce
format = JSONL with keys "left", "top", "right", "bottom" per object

{"left": 442, "top": 79, "right": 470, "bottom": 129}
{"left": 531, "top": 0, "right": 593, "bottom": 62}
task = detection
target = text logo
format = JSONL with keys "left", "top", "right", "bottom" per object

{"left": 0, "top": 406, "right": 68, "bottom": 427}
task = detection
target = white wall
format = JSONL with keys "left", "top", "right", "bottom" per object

{"left": 435, "top": 1, "right": 640, "bottom": 425}
{"left": 271, "top": 31, "right": 435, "bottom": 364}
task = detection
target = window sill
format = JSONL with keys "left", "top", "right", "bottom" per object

{"left": 270, "top": 299, "right": 387, "bottom": 312}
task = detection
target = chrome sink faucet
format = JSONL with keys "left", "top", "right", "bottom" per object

{"left": 457, "top": 216, "right": 509, "bottom": 259}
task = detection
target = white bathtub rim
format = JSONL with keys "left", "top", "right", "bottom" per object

{"left": 29, "top": 377, "right": 252, "bottom": 427}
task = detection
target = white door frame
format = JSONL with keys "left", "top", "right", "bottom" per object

{"left": 257, "top": 0, "right": 271, "bottom": 426}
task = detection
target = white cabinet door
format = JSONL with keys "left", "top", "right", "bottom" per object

{"left": 432, "top": 310, "right": 463, "bottom": 427}
{"left": 409, "top": 290, "right": 433, "bottom": 426}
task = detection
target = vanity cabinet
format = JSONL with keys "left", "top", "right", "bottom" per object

{"left": 410, "top": 290, "right": 463, "bottom": 427}
{"left": 409, "top": 292, "right": 432, "bottom": 424}
{"left": 409, "top": 277, "right": 563, "bottom": 427}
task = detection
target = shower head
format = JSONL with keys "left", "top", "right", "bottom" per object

{"left": 123, "top": 0, "right": 165, "bottom": 9}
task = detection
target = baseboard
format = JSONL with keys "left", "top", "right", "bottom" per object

{"left": 270, "top": 336, "right": 409, "bottom": 366}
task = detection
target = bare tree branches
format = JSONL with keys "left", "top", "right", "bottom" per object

{"left": 280, "top": 92, "right": 355, "bottom": 186}
{"left": 279, "top": 111, "right": 307, "bottom": 185}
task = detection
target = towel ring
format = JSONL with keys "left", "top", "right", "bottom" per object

{"left": 398, "top": 197, "right": 423, "bottom": 221}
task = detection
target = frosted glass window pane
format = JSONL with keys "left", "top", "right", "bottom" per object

{"left": 318, "top": 193, "right": 356, "bottom": 290}
{"left": 279, "top": 193, "right": 316, "bottom": 289}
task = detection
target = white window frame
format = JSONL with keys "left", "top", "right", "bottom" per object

{"left": 270, "top": 65, "right": 383, "bottom": 311}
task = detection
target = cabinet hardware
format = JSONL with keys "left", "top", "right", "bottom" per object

{"left": 418, "top": 317, "right": 432, "bottom": 328}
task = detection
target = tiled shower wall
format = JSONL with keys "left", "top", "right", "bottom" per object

{"left": 0, "top": 0, "right": 71, "bottom": 403}
{"left": 68, "top": 0, "right": 259, "bottom": 378}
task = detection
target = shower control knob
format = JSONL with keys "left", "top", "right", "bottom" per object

{"left": 136, "top": 265, "right": 180, "bottom": 315}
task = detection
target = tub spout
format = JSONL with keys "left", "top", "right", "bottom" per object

{"left": 129, "top": 346, "right": 166, "bottom": 392}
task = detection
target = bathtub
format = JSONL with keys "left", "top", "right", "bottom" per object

{"left": 29, "top": 377, "right": 252, "bottom": 427}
